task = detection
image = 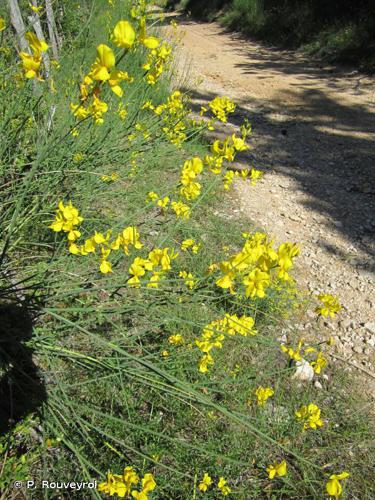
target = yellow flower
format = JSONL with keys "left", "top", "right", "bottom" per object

{"left": 248, "top": 168, "right": 263, "bottom": 186}
{"left": 91, "top": 44, "right": 115, "bottom": 81}
{"left": 231, "top": 133, "right": 249, "bottom": 151}
{"left": 168, "top": 334, "right": 184, "bottom": 345}
{"left": 215, "top": 262, "right": 236, "bottom": 294}
{"left": 0, "top": 17, "right": 6, "bottom": 31}
{"left": 98, "top": 472, "right": 123, "bottom": 497}
{"left": 198, "top": 353, "right": 214, "bottom": 373}
{"left": 243, "top": 269, "right": 270, "bottom": 298}
{"left": 87, "top": 95, "right": 108, "bottom": 124}
{"left": 277, "top": 242, "right": 300, "bottom": 281}
{"left": 147, "top": 191, "right": 159, "bottom": 202}
{"left": 254, "top": 386, "right": 274, "bottom": 406}
{"left": 49, "top": 201, "right": 83, "bottom": 234}
{"left": 112, "top": 20, "right": 136, "bottom": 49}
{"left": 209, "top": 96, "right": 236, "bottom": 122}
{"left": 108, "top": 70, "right": 132, "bottom": 97}
{"left": 71, "top": 103, "right": 89, "bottom": 120}
{"left": 310, "top": 351, "right": 328, "bottom": 374}
{"left": 326, "top": 472, "right": 349, "bottom": 499}
{"left": 295, "top": 403, "right": 324, "bottom": 430}
{"left": 100, "top": 259, "right": 112, "bottom": 274}
{"left": 19, "top": 52, "right": 43, "bottom": 80}
{"left": 266, "top": 459, "right": 287, "bottom": 479}
{"left": 223, "top": 171, "right": 235, "bottom": 190}
{"left": 139, "top": 17, "right": 160, "bottom": 49}
{"left": 181, "top": 238, "right": 200, "bottom": 253}
{"left": 179, "top": 271, "right": 196, "bottom": 289}
{"left": 25, "top": 32, "right": 49, "bottom": 55}
{"left": 171, "top": 201, "right": 190, "bottom": 219}
{"left": 217, "top": 477, "right": 231, "bottom": 496}
{"left": 280, "top": 338, "right": 304, "bottom": 362}
{"left": 29, "top": 3, "right": 43, "bottom": 13}
{"left": 316, "top": 294, "right": 342, "bottom": 318}
{"left": 121, "top": 226, "right": 143, "bottom": 255}
{"left": 73, "top": 152, "right": 84, "bottom": 163}
{"left": 128, "top": 257, "right": 147, "bottom": 286}
{"left": 161, "top": 350, "right": 169, "bottom": 357}
{"left": 157, "top": 196, "right": 170, "bottom": 209}
{"left": 198, "top": 473, "right": 212, "bottom": 492}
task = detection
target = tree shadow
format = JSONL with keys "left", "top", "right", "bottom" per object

{"left": 0, "top": 303, "right": 46, "bottom": 436}
{"left": 181, "top": 85, "right": 375, "bottom": 271}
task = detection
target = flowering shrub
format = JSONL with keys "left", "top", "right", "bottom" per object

{"left": 0, "top": 1, "right": 371, "bottom": 499}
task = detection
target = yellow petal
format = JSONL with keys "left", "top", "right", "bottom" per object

{"left": 96, "top": 44, "right": 115, "bottom": 69}
{"left": 112, "top": 20, "right": 136, "bottom": 49}
{"left": 100, "top": 260, "right": 112, "bottom": 274}
{"left": 142, "top": 36, "right": 160, "bottom": 49}
{"left": 110, "top": 84, "right": 123, "bottom": 97}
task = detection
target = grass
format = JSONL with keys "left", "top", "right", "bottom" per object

{"left": 1, "top": 0, "right": 375, "bottom": 499}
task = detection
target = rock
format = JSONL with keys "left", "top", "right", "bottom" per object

{"left": 292, "top": 359, "right": 314, "bottom": 382}
{"left": 339, "top": 318, "right": 351, "bottom": 330}
{"left": 364, "top": 322, "right": 375, "bottom": 335}
{"left": 353, "top": 344, "right": 363, "bottom": 354}
{"left": 277, "top": 334, "right": 288, "bottom": 343}
{"left": 314, "top": 380, "right": 323, "bottom": 390}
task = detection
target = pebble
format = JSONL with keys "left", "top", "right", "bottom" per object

{"left": 364, "top": 322, "right": 375, "bottom": 335}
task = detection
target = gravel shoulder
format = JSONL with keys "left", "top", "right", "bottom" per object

{"left": 170, "top": 16, "right": 375, "bottom": 397}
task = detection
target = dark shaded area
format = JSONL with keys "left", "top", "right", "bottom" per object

{"left": 167, "top": 0, "right": 375, "bottom": 71}
{"left": 179, "top": 76, "right": 375, "bottom": 269}
{"left": 0, "top": 303, "right": 46, "bottom": 435}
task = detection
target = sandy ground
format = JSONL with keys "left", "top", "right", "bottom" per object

{"left": 168, "top": 15, "right": 375, "bottom": 397}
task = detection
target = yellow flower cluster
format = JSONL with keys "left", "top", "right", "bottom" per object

{"left": 49, "top": 202, "right": 143, "bottom": 274}
{"left": 254, "top": 385, "right": 274, "bottom": 406}
{"left": 70, "top": 8, "right": 167, "bottom": 126}
{"left": 198, "top": 474, "right": 231, "bottom": 496}
{"left": 168, "top": 333, "right": 184, "bottom": 345}
{"left": 179, "top": 157, "right": 203, "bottom": 201}
{"left": 143, "top": 41, "right": 172, "bottom": 85}
{"left": 49, "top": 201, "right": 83, "bottom": 241}
{"left": 205, "top": 130, "right": 250, "bottom": 176}
{"left": 181, "top": 238, "right": 200, "bottom": 253}
{"left": 19, "top": 32, "right": 49, "bottom": 81}
{"left": 147, "top": 191, "right": 191, "bottom": 220}
{"left": 71, "top": 36, "right": 133, "bottom": 125}
{"left": 295, "top": 403, "right": 324, "bottom": 430}
{"left": 98, "top": 466, "right": 156, "bottom": 499}
{"left": 127, "top": 247, "right": 178, "bottom": 288}
{"left": 143, "top": 90, "right": 189, "bottom": 146}
{"left": 195, "top": 313, "right": 256, "bottom": 373}
{"left": 204, "top": 96, "right": 236, "bottom": 123}
{"left": 281, "top": 338, "right": 328, "bottom": 375}
{"left": 101, "top": 172, "right": 119, "bottom": 182}
{"left": 266, "top": 459, "right": 287, "bottom": 479}
{"left": 212, "top": 232, "right": 300, "bottom": 298}
{"left": 316, "top": 293, "right": 342, "bottom": 318}
{"left": 179, "top": 270, "right": 196, "bottom": 289}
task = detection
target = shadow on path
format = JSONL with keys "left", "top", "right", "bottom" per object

{"left": 182, "top": 85, "right": 375, "bottom": 271}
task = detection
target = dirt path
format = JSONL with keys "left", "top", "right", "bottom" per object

{"left": 171, "top": 17, "right": 375, "bottom": 395}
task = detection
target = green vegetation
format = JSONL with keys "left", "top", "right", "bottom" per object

{"left": 168, "top": 0, "right": 375, "bottom": 71}
{"left": 1, "top": 1, "right": 374, "bottom": 499}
